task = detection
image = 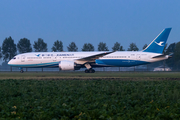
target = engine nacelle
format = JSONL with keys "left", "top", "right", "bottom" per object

{"left": 59, "top": 60, "right": 80, "bottom": 70}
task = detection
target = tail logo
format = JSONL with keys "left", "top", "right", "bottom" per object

{"left": 155, "top": 41, "right": 164, "bottom": 46}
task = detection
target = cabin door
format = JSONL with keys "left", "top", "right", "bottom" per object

{"left": 53, "top": 55, "right": 57, "bottom": 61}
{"left": 136, "top": 54, "right": 141, "bottom": 60}
{"left": 21, "top": 55, "right": 25, "bottom": 62}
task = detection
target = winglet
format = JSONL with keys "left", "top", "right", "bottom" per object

{"left": 143, "top": 28, "right": 172, "bottom": 54}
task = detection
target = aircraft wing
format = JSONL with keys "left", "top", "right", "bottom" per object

{"left": 76, "top": 51, "right": 114, "bottom": 62}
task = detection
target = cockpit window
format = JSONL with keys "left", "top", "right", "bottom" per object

{"left": 13, "top": 57, "right": 16, "bottom": 59}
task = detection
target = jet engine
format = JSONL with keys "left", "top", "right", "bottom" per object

{"left": 59, "top": 60, "right": 80, "bottom": 70}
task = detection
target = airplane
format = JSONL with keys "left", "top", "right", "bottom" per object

{"left": 8, "top": 28, "right": 172, "bottom": 73}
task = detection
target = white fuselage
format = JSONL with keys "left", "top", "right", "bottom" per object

{"left": 8, "top": 28, "right": 172, "bottom": 72}
{"left": 8, "top": 51, "right": 168, "bottom": 68}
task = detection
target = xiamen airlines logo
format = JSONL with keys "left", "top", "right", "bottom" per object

{"left": 35, "top": 54, "right": 40, "bottom": 57}
{"left": 155, "top": 41, "right": 164, "bottom": 46}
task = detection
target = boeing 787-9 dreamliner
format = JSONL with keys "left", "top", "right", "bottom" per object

{"left": 8, "top": 28, "right": 172, "bottom": 73}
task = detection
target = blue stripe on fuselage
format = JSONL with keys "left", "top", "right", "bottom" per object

{"left": 95, "top": 59, "right": 149, "bottom": 67}
{"left": 9, "top": 59, "right": 150, "bottom": 68}
{"left": 8, "top": 62, "right": 59, "bottom": 68}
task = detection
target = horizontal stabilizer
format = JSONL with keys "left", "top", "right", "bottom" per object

{"left": 152, "top": 55, "right": 167, "bottom": 58}
{"left": 152, "top": 53, "right": 173, "bottom": 59}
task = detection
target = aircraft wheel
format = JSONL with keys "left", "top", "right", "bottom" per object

{"left": 20, "top": 70, "right": 24, "bottom": 73}
{"left": 89, "top": 69, "right": 95, "bottom": 73}
{"left": 85, "top": 69, "right": 89, "bottom": 73}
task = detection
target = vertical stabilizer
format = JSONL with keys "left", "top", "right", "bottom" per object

{"left": 143, "top": 28, "right": 172, "bottom": 54}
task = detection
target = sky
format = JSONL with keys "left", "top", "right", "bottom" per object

{"left": 0, "top": 0, "right": 180, "bottom": 55}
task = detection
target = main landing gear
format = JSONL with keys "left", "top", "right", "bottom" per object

{"left": 84, "top": 63, "right": 95, "bottom": 73}
{"left": 85, "top": 68, "right": 95, "bottom": 73}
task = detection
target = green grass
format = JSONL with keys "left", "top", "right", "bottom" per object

{"left": 1, "top": 71, "right": 180, "bottom": 79}
{"left": 1, "top": 79, "right": 180, "bottom": 119}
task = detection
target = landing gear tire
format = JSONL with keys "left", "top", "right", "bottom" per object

{"left": 85, "top": 69, "right": 95, "bottom": 73}
{"left": 85, "top": 69, "right": 89, "bottom": 73}
{"left": 20, "top": 70, "right": 24, "bottom": 73}
{"left": 89, "top": 69, "right": 95, "bottom": 73}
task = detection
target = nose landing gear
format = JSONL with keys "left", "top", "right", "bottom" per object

{"left": 19, "top": 67, "right": 24, "bottom": 73}
{"left": 20, "top": 70, "right": 24, "bottom": 73}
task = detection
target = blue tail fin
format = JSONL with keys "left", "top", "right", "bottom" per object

{"left": 143, "top": 28, "right": 172, "bottom": 54}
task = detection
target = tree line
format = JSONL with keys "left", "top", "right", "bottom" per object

{"left": 0, "top": 36, "right": 180, "bottom": 70}
{"left": 0, "top": 36, "right": 139, "bottom": 61}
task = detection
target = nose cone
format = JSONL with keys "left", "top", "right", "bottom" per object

{"left": 8, "top": 60, "right": 13, "bottom": 66}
